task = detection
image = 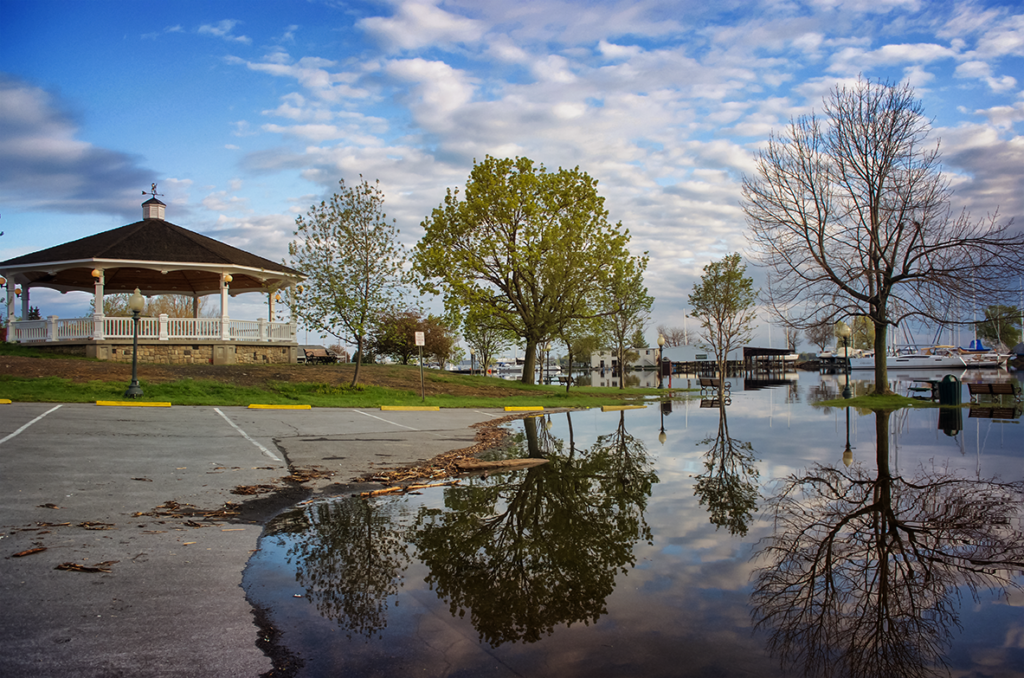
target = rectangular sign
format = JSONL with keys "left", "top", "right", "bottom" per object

{"left": 414, "top": 331, "right": 425, "bottom": 347}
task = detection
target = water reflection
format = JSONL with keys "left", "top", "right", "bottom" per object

{"left": 751, "top": 408, "right": 1024, "bottom": 678}
{"left": 693, "top": 402, "right": 759, "bottom": 536}
{"left": 268, "top": 498, "right": 411, "bottom": 640}
{"left": 413, "top": 413, "right": 656, "bottom": 645}
{"left": 246, "top": 373, "right": 1024, "bottom": 676}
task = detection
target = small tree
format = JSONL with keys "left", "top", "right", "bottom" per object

{"left": 977, "top": 304, "right": 1021, "bottom": 349}
{"left": 851, "top": 316, "right": 875, "bottom": 351}
{"left": 599, "top": 257, "right": 653, "bottom": 390}
{"left": 689, "top": 253, "right": 758, "bottom": 390}
{"left": 288, "top": 177, "right": 411, "bottom": 387}
{"left": 805, "top": 321, "right": 834, "bottom": 353}
{"left": 370, "top": 309, "right": 422, "bottom": 365}
{"left": 463, "top": 308, "right": 515, "bottom": 375}
{"left": 656, "top": 325, "right": 689, "bottom": 347}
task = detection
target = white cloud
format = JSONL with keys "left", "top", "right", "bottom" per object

{"left": 358, "top": 0, "right": 485, "bottom": 51}
{"left": 954, "top": 60, "right": 1018, "bottom": 92}
{"left": 198, "top": 19, "right": 252, "bottom": 45}
{"left": 232, "top": 54, "right": 369, "bottom": 103}
{"left": 972, "top": 101, "right": 1024, "bottom": 130}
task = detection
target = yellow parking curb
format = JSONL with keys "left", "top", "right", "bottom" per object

{"left": 0, "top": 398, "right": 12, "bottom": 404}
{"left": 248, "top": 404, "right": 312, "bottom": 410}
{"left": 96, "top": 401, "right": 172, "bottom": 407}
{"left": 380, "top": 406, "right": 440, "bottom": 411}
{"left": 505, "top": 406, "right": 544, "bottom": 411}
{"left": 601, "top": 405, "right": 647, "bottom": 412}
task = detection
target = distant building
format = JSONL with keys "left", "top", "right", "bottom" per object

{"left": 590, "top": 347, "right": 659, "bottom": 370}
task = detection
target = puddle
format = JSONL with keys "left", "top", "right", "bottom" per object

{"left": 245, "top": 372, "right": 1024, "bottom": 677}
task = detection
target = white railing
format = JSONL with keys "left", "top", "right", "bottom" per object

{"left": 11, "top": 319, "right": 48, "bottom": 342}
{"left": 8, "top": 315, "right": 296, "bottom": 344}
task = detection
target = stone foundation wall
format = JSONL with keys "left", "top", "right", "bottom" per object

{"left": 25, "top": 341, "right": 298, "bottom": 365}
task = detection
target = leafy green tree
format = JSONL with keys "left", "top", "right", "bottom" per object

{"left": 744, "top": 77, "right": 1024, "bottom": 393}
{"left": 369, "top": 309, "right": 421, "bottom": 365}
{"left": 288, "top": 177, "right": 412, "bottom": 387}
{"left": 463, "top": 307, "right": 515, "bottom": 375}
{"left": 599, "top": 257, "right": 653, "bottom": 390}
{"left": 421, "top": 313, "right": 458, "bottom": 368}
{"left": 414, "top": 155, "right": 635, "bottom": 384}
{"left": 688, "top": 253, "right": 757, "bottom": 390}
{"left": 851, "top": 315, "right": 875, "bottom": 351}
{"left": 977, "top": 304, "right": 1021, "bottom": 348}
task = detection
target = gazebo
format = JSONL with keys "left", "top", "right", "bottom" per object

{"left": 1, "top": 195, "right": 305, "bottom": 365}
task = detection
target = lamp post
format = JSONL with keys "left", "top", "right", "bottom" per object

{"left": 125, "top": 288, "right": 145, "bottom": 398}
{"left": 657, "top": 334, "right": 666, "bottom": 389}
{"left": 842, "top": 405, "right": 853, "bottom": 467}
{"left": 544, "top": 341, "right": 552, "bottom": 385}
{"left": 837, "top": 321, "right": 852, "bottom": 399}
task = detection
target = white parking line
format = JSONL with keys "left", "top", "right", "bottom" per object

{"left": 214, "top": 408, "right": 283, "bottom": 462}
{"left": 354, "top": 409, "right": 420, "bottom": 431}
{"left": 0, "top": 404, "right": 64, "bottom": 446}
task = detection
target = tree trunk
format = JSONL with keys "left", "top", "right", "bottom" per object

{"left": 521, "top": 339, "right": 538, "bottom": 384}
{"left": 872, "top": 320, "right": 889, "bottom": 395}
{"left": 351, "top": 336, "right": 364, "bottom": 387}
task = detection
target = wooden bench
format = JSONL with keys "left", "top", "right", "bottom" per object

{"left": 967, "top": 382, "right": 1022, "bottom": 402}
{"left": 303, "top": 348, "right": 336, "bottom": 365}
{"left": 969, "top": 406, "right": 1022, "bottom": 420}
{"left": 699, "top": 377, "right": 731, "bottom": 395}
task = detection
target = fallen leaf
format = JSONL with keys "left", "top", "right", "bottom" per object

{"left": 55, "top": 560, "right": 118, "bottom": 573}
{"left": 38, "top": 503, "right": 61, "bottom": 510}
{"left": 79, "top": 522, "right": 116, "bottom": 530}
{"left": 13, "top": 547, "right": 47, "bottom": 557}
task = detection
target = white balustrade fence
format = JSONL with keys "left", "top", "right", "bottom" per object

{"left": 7, "top": 315, "right": 296, "bottom": 344}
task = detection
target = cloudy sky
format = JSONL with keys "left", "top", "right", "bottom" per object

{"left": 2, "top": 0, "right": 1022, "bottom": 349}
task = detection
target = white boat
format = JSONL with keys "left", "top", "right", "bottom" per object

{"left": 850, "top": 345, "right": 1009, "bottom": 370}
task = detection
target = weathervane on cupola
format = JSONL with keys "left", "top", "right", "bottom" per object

{"left": 141, "top": 183, "right": 166, "bottom": 220}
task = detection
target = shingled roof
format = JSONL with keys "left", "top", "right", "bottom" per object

{"left": 0, "top": 204, "right": 303, "bottom": 296}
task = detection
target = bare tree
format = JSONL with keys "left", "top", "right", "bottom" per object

{"left": 751, "top": 409, "right": 1024, "bottom": 678}
{"left": 804, "top": 321, "right": 834, "bottom": 353}
{"left": 655, "top": 324, "right": 688, "bottom": 346}
{"left": 744, "top": 77, "right": 1024, "bottom": 393}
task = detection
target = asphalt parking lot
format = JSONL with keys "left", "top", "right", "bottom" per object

{"left": 0, "top": 402, "right": 505, "bottom": 677}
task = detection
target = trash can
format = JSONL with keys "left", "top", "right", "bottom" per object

{"left": 938, "top": 374, "right": 961, "bottom": 406}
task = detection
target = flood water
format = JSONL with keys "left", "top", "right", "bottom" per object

{"left": 244, "top": 371, "right": 1024, "bottom": 677}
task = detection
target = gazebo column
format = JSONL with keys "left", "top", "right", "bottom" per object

{"left": 220, "top": 274, "right": 231, "bottom": 340}
{"left": 92, "top": 270, "right": 105, "bottom": 340}
{"left": 5, "top": 284, "right": 15, "bottom": 343}
{"left": 21, "top": 286, "right": 30, "bottom": 319}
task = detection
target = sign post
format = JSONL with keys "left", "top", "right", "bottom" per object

{"left": 415, "top": 331, "right": 425, "bottom": 402}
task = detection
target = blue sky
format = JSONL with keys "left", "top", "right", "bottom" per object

{"left": 2, "top": 0, "right": 1022, "bottom": 349}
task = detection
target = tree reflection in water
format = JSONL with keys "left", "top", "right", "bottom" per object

{"left": 751, "top": 409, "right": 1024, "bottom": 678}
{"left": 693, "top": 401, "right": 760, "bottom": 536}
{"left": 269, "top": 497, "right": 411, "bottom": 640}
{"left": 411, "top": 412, "right": 658, "bottom": 646}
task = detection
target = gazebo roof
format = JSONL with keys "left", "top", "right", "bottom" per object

{"left": 0, "top": 201, "right": 303, "bottom": 296}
